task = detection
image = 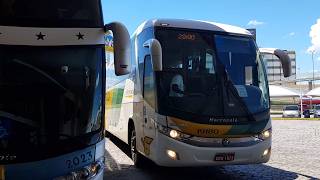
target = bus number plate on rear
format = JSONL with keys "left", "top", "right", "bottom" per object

{"left": 214, "top": 153, "right": 235, "bottom": 161}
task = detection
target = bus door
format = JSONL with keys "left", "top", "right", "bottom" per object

{"left": 142, "top": 55, "right": 156, "bottom": 156}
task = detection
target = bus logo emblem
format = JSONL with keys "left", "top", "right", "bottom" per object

{"left": 222, "top": 138, "right": 230, "bottom": 146}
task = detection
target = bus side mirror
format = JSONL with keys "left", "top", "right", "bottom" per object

{"left": 259, "top": 48, "right": 292, "bottom": 78}
{"left": 274, "top": 49, "right": 292, "bottom": 78}
{"left": 144, "top": 39, "right": 163, "bottom": 71}
{"left": 105, "top": 22, "right": 131, "bottom": 76}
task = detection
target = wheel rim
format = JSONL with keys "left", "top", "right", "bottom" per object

{"left": 131, "top": 130, "right": 137, "bottom": 163}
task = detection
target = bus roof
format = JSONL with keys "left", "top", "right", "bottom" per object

{"left": 132, "top": 19, "right": 252, "bottom": 37}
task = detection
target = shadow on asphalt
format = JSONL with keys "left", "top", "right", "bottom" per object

{"left": 107, "top": 133, "right": 131, "bottom": 157}
{"left": 105, "top": 135, "right": 318, "bottom": 180}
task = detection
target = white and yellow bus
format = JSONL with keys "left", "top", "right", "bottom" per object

{"left": 105, "top": 19, "right": 291, "bottom": 167}
{"left": 0, "top": 1, "right": 130, "bottom": 179}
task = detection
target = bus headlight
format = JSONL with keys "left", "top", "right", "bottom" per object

{"left": 262, "top": 130, "right": 271, "bottom": 139}
{"left": 169, "top": 129, "right": 180, "bottom": 139}
{"left": 54, "top": 158, "right": 104, "bottom": 180}
{"left": 257, "top": 129, "right": 272, "bottom": 140}
{"left": 156, "top": 124, "right": 191, "bottom": 140}
{"left": 166, "top": 149, "right": 179, "bottom": 160}
{"left": 263, "top": 149, "right": 269, "bottom": 156}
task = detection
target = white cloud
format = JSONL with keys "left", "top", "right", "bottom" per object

{"left": 247, "top": 20, "right": 265, "bottom": 26}
{"left": 289, "top": 32, "right": 295, "bottom": 36}
{"left": 318, "top": 56, "right": 320, "bottom": 61}
{"left": 307, "top": 18, "right": 320, "bottom": 53}
{"left": 283, "top": 32, "right": 296, "bottom": 38}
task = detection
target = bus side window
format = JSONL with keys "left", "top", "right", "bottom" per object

{"left": 205, "top": 50, "right": 216, "bottom": 74}
{"left": 143, "top": 55, "right": 156, "bottom": 108}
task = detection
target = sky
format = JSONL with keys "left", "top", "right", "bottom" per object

{"left": 102, "top": 0, "right": 320, "bottom": 75}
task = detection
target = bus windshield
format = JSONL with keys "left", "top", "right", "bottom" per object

{"left": 0, "top": 0, "right": 102, "bottom": 27}
{"left": 0, "top": 46, "right": 103, "bottom": 163}
{"left": 155, "top": 29, "right": 270, "bottom": 124}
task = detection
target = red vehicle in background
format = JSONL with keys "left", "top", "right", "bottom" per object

{"left": 299, "top": 96, "right": 320, "bottom": 115}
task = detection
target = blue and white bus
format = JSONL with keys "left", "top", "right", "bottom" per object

{"left": 0, "top": 0, "right": 130, "bottom": 179}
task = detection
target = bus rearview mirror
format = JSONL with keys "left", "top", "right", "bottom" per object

{"left": 105, "top": 22, "right": 131, "bottom": 76}
{"left": 260, "top": 48, "right": 292, "bottom": 78}
{"left": 274, "top": 49, "right": 292, "bottom": 78}
{"left": 144, "top": 39, "right": 163, "bottom": 71}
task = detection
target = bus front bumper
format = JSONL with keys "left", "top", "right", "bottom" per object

{"left": 151, "top": 132, "right": 271, "bottom": 167}
{"left": 0, "top": 140, "right": 105, "bottom": 180}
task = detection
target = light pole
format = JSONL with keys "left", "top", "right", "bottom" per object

{"left": 298, "top": 67, "right": 303, "bottom": 118}
{"left": 312, "top": 50, "right": 315, "bottom": 88}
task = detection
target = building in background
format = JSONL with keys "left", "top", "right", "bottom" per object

{"left": 246, "top": 28, "right": 297, "bottom": 84}
{"left": 261, "top": 50, "right": 297, "bottom": 83}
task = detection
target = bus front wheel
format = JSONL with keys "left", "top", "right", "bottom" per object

{"left": 130, "top": 128, "right": 145, "bottom": 168}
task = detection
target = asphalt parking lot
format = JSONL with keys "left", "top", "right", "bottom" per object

{"left": 104, "top": 120, "right": 320, "bottom": 180}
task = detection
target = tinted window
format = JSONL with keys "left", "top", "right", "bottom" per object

{"left": 156, "top": 29, "right": 215, "bottom": 71}
{"left": 215, "top": 35, "right": 270, "bottom": 113}
{"left": 155, "top": 28, "right": 270, "bottom": 124}
{"left": 285, "top": 106, "right": 299, "bottom": 110}
{"left": 0, "top": 0, "right": 102, "bottom": 27}
{"left": 143, "top": 56, "right": 156, "bottom": 108}
{"left": 0, "top": 46, "right": 103, "bottom": 163}
{"left": 215, "top": 35, "right": 257, "bottom": 85}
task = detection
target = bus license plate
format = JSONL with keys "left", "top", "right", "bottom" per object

{"left": 214, "top": 153, "right": 235, "bottom": 161}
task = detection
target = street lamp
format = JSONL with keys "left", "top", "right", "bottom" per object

{"left": 298, "top": 67, "right": 303, "bottom": 118}
{"left": 312, "top": 50, "right": 315, "bottom": 88}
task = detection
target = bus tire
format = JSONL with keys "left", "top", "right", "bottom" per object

{"left": 130, "top": 127, "right": 145, "bottom": 168}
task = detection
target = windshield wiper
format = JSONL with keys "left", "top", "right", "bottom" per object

{"left": 221, "top": 70, "right": 255, "bottom": 121}
{"left": 12, "top": 59, "right": 76, "bottom": 102}
{"left": 0, "top": 110, "right": 39, "bottom": 128}
{"left": 12, "top": 59, "right": 67, "bottom": 91}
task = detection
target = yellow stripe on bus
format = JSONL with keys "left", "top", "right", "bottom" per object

{"left": 168, "top": 117, "right": 233, "bottom": 138}
{"left": 0, "top": 166, "right": 5, "bottom": 180}
{"left": 105, "top": 90, "right": 114, "bottom": 109}
{"left": 105, "top": 46, "right": 114, "bottom": 52}
{"left": 105, "top": 90, "right": 114, "bottom": 129}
